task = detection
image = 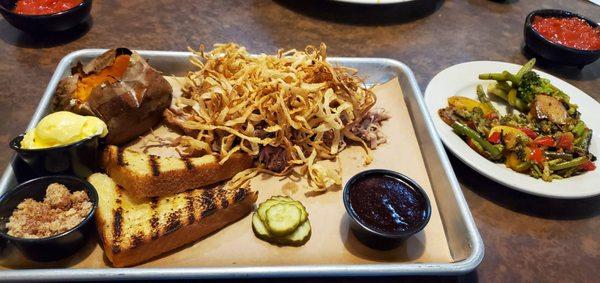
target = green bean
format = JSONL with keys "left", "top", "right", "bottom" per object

{"left": 488, "top": 86, "right": 528, "bottom": 111}
{"left": 560, "top": 167, "right": 579, "bottom": 178}
{"left": 488, "top": 85, "right": 508, "bottom": 99}
{"left": 544, "top": 151, "right": 573, "bottom": 161}
{"left": 502, "top": 71, "right": 519, "bottom": 85}
{"left": 547, "top": 159, "right": 562, "bottom": 166}
{"left": 515, "top": 58, "right": 536, "bottom": 83}
{"left": 577, "top": 129, "right": 592, "bottom": 154}
{"left": 514, "top": 99, "right": 528, "bottom": 112}
{"left": 542, "top": 163, "right": 552, "bottom": 181}
{"left": 549, "top": 157, "right": 588, "bottom": 171}
{"left": 469, "top": 138, "right": 485, "bottom": 153}
{"left": 496, "top": 81, "right": 512, "bottom": 92}
{"left": 479, "top": 73, "right": 509, "bottom": 81}
{"left": 452, "top": 121, "right": 502, "bottom": 160}
{"left": 508, "top": 88, "right": 517, "bottom": 107}
{"left": 572, "top": 121, "right": 586, "bottom": 137}
{"left": 476, "top": 84, "right": 498, "bottom": 114}
{"left": 532, "top": 164, "right": 542, "bottom": 177}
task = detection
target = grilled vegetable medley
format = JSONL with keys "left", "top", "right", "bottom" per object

{"left": 438, "top": 59, "right": 596, "bottom": 181}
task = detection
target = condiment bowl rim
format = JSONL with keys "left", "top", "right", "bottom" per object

{"left": 343, "top": 169, "right": 432, "bottom": 238}
{"left": 0, "top": 175, "right": 98, "bottom": 243}
{"left": 9, "top": 132, "right": 103, "bottom": 153}
{"left": 0, "top": 0, "right": 90, "bottom": 18}
{"left": 525, "top": 9, "right": 600, "bottom": 55}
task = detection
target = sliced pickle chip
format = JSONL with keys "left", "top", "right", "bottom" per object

{"left": 265, "top": 203, "right": 301, "bottom": 237}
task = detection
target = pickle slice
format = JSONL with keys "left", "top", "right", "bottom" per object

{"left": 289, "top": 201, "right": 308, "bottom": 223}
{"left": 268, "top": 196, "right": 308, "bottom": 223}
{"left": 265, "top": 203, "right": 301, "bottom": 236}
{"left": 281, "top": 219, "right": 311, "bottom": 246}
{"left": 270, "top": 195, "right": 293, "bottom": 202}
{"left": 252, "top": 212, "right": 270, "bottom": 240}
{"left": 257, "top": 199, "right": 282, "bottom": 222}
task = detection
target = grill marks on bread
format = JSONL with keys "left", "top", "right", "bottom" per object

{"left": 116, "top": 147, "right": 127, "bottom": 166}
{"left": 107, "top": 183, "right": 250, "bottom": 254}
{"left": 148, "top": 155, "right": 160, "bottom": 176}
{"left": 112, "top": 188, "right": 125, "bottom": 254}
{"left": 114, "top": 150, "right": 207, "bottom": 175}
{"left": 89, "top": 173, "right": 258, "bottom": 267}
{"left": 116, "top": 153, "right": 195, "bottom": 178}
{"left": 185, "top": 191, "right": 195, "bottom": 225}
{"left": 149, "top": 198, "right": 159, "bottom": 240}
{"left": 102, "top": 146, "right": 254, "bottom": 198}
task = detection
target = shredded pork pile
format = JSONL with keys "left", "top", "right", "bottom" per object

{"left": 166, "top": 43, "right": 389, "bottom": 191}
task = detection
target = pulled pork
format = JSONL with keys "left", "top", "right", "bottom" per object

{"left": 258, "top": 145, "right": 289, "bottom": 172}
{"left": 351, "top": 108, "right": 391, "bottom": 149}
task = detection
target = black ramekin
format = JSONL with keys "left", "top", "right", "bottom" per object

{"left": 343, "top": 169, "right": 431, "bottom": 250}
{"left": 10, "top": 133, "right": 102, "bottom": 181}
{"left": 524, "top": 9, "right": 600, "bottom": 67}
{"left": 0, "top": 175, "right": 98, "bottom": 262}
{"left": 0, "top": 0, "right": 92, "bottom": 32}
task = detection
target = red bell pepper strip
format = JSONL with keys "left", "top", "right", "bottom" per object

{"left": 534, "top": 136, "right": 554, "bottom": 147}
{"left": 487, "top": 131, "right": 501, "bottom": 144}
{"left": 557, "top": 133, "right": 574, "bottom": 151}
{"left": 519, "top": 127, "right": 538, "bottom": 139}
{"left": 528, "top": 146, "right": 544, "bottom": 165}
{"left": 580, "top": 160, "right": 596, "bottom": 171}
{"left": 484, "top": 112, "right": 499, "bottom": 120}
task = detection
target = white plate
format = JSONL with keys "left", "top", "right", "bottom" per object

{"left": 424, "top": 61, "right": 600, "bottom": 199}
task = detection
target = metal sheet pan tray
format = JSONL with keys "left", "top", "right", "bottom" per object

{"left": 0, "top": 50, "right": 483, "bottom": 281}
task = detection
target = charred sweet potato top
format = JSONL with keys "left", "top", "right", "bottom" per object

{"left": 74, "top": 55, "right": 131, "bottom": 102}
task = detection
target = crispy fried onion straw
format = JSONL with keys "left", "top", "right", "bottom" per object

{"left": 176, "top": 43, "right": 376, "bottom": 191}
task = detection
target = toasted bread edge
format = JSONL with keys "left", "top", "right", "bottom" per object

{"left": 102, "top": 146, "right": 254, "bottom": 198}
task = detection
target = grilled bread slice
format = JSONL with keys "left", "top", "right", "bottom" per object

{"left": 102, "top": 145, "right": 253, "bottom": 198}
{"left": 89, "top": 173, "right": 258, "bottom": 267}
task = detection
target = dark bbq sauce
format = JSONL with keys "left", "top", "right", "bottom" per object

{"left": 348, "top": 174, "right": 427, "bottom": 233}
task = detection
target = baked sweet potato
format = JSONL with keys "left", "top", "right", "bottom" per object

{"left": 53, "top": 48, "right": 172, "bottom": 145}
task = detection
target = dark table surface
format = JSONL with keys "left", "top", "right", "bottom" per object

{"left": 0, "top": 0, "right": 598, "bottom": 282}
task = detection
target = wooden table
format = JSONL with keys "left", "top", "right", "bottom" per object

{"left": 0, "top": 0, "right": 598, "bottom": 282}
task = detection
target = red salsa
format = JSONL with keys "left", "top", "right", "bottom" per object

{"left": 13, "top": 0, "right": 83, "bottom": 15}
{"left": 532, "top": 16, "right": 600, "bottom": 51}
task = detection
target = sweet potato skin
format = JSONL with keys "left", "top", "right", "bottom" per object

{"left": 53, "top": 48, "right": 173, "bottom": 145}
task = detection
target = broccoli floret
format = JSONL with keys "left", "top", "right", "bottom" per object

{"left": 517, "top": 71, "right": 552, "bottom": 103}
{"left": 517, "top": 71, "right": 569, "bottom": 104}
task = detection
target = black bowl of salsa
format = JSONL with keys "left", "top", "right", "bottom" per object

{"left": 343, "top": 169, "right": 431, "bottom": 250}
{"left": 524, "top": 9, "right": 600, "bottom": 67}
{"left": 0, "top": 0, "right": 92, "bottom": 32}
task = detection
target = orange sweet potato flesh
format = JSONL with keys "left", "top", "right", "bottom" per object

{"left": 74, "top": 55, "right": 130, "bottom": 102}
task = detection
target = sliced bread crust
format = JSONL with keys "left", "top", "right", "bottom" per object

{"left": 102, "top": 145, "right": 254, "bottom": 198}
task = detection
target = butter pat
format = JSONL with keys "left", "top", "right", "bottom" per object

{"left": 21, "top": 111, "right": 108, "bottom": 149}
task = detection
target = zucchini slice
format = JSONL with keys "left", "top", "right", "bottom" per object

{"left": 265, "top": 203, "right": 302, "bottom": 236}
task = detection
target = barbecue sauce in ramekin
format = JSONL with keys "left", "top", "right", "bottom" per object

{"left": 347, "top": 173, "right": 428, "bottom": 234}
